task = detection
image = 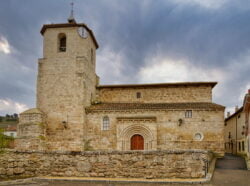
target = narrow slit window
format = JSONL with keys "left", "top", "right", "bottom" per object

{"left": 102, "top": 116, "right": 110, "bottom": 130}
{"left": 185, "top": 110, "right": 192, "bottom": 118}
{"left": 91, "top": 49, "right": 94, "bottom": 63}
{"left": 58, "top": 33, "right": 66, "bottom": 52}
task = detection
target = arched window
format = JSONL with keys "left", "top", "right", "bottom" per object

{"left": 58, "top": 33, "right": 66, "bottom": 52}
{"left": 102, "top": 116, "right": 110, "bottom": 130}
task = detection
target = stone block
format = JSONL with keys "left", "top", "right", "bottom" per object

{"left": 0, "top": 168, "right": 6, "bottom": 175}
{"left": 76, "top": 161, "right": 92, "bottom": 172}
{"left": 14, "top": 168, "right": 25, "bottom": 174}
{"left": 6, "top": 168, "right": 14, "bottom": 176}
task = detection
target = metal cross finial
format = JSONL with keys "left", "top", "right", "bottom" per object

{"left": 68, "top": 0, "right": 76, "bottom": 23}
{"left": 70, "top": 1, "right": 74, "bottom": 17}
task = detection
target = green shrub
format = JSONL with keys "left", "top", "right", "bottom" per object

{"left": 0, "top": 129, "right": 14, "bottom": 153}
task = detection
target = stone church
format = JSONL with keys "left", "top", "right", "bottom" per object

{"left": 16, "top": 17, "right": 225, "bottom": 156}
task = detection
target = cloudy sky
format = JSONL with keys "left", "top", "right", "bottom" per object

{"left": 0, "top": 0, "right": 250, "bottom": 115}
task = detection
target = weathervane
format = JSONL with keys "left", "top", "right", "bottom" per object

{"left": 68, "top": 0, "right": 76, "bottom": 23}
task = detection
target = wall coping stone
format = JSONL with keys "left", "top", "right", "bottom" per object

{"left": 8, "top": 149, "right": 211, "bottom": 156}
{"left": 20, "top": 108, "right": 43, "bottom": 115}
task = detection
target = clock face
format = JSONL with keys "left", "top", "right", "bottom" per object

{"left": 78, "top": 27, "right": 88, "bottom": 38}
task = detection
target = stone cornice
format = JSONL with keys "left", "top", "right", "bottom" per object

{"left": 117, "top": 116, "right": 157, "bottom": 123}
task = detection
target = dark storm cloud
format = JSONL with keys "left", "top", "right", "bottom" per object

{"left": 80, "top": 0, "right": 250, "bottom": 109}
{"left": 0, "top": 0, "right": 250, "bottom": 114}
{"left": 88, "top": 0, "right": 250, "bottom": 69}
{"left": 0, "top": 0, "right": 70, "bottom": 114}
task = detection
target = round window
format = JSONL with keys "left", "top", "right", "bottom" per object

{"left": 194, "top": 133, "right": 203, "bottom": 141}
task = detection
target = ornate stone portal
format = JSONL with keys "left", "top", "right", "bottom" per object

{"left": 116, "top": 117, "right": 157, "bottom": 150}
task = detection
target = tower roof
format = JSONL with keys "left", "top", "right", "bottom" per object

{"left": 40, "top": 22, "right": 99, "bottom": 49}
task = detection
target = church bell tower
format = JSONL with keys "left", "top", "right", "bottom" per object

{"left": 35, "top": 15, "right": 99, "bottom": 150}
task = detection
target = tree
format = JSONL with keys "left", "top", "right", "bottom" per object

{"left": 0, "top": 128, "right": 14, "bottom": 152}
{"left": 13, "top": 113, "right": 18, "bottom": 118}
{"left": 0, "top": 128, "right": 6, "bottom": 152}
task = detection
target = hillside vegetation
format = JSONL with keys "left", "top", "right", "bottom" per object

{"left": 0, "top": 114, "right": 18, "bottom": 124}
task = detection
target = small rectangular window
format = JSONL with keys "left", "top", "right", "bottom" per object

{"left": 242, "top": 141, "right": 245, "bottom": 151}
{"left": 136, "top": 92, "right": 141, "bottom": 99}
{"left": 185, "top": 110, "right": 192, "bottom": 118}
{"left": 239, "top": 142, "right": 241, "bottom": 151}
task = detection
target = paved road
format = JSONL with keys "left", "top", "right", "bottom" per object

{"left": 4, "top": 168, "right": 249, "bottom": 186}
{"left": 215, "top": 153, "right": 247, "bottom": 170}
{"left": 209, "top": 169, "right": 250, "bottom": 186}
{"left": 4, "top": 169, "right": 250, "bottom": 186}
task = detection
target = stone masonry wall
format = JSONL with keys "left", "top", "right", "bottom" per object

{"left": 16, "top": 109, "right": 45, "bottom": 151}
{"left": 224, "top": 110, "right": 246, "bottom": 155}
{"left": 86, "top": 109, "right": 224, "bottom": 155}
{"left": 0, "top": 150, "right": 212, "bottom": 180}
{"left": 97, "top": 86, "right": 212, "bottom": 103}
{"left": 36, "top": 26, "right": 98, "bottom": 151}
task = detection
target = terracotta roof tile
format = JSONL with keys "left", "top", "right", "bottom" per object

{"left": 6, "top": 126, "right": 17, "bottom": 131}
{"left": 225, "top": 106, "right": 243, "bottom": 121}
{"left": 243, "top": 94, "right": 250, "bottom": 112}
{"left": 97, "top": 82, "right": 217, "bottom": 89}
{"left": 86, "top": 102, "right": 225, "bottom": 112}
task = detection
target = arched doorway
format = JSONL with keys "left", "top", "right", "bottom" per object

{"left": 118, "top": 124, "right": 156, "bottom": 151}
{"left": 131, "top": 134, "right": 144, "bottom": 150}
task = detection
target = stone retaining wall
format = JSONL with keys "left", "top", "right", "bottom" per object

{"left": 0, "top": 150, "right": 212, "bottom": 180}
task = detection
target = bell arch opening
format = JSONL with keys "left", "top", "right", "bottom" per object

{"left": 58, "top": 33, "right": 66, "bottom": 52}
